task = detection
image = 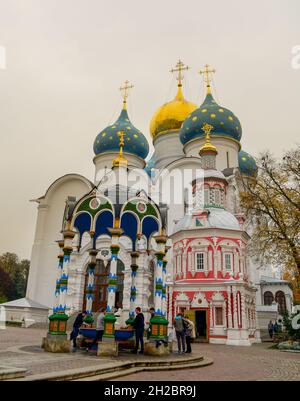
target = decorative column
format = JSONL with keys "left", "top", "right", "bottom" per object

{"left": 48, "top": 230, "right": 75, "bottom": 336}
{"left": 126, "top": 251, "right": 139, "bottom": 324}
{"left": 103, "top": 223, "right": 123, "bottom": 339}
{"left": 53, "top": 240, "right": 64, "bottom": 314}
{"left": 45, "top": 229, "right": 75, "bottom": 353}
{"left": 167, "top": 284, "right": 174, "bottom": 334}
{"left": 149, "top": 231, "right": 169, "bottom": 341}
{"left": 240, "top": 291, "right": 247, "bottom": 329}
{"left": 227, "top": 287, "right": 232, "bottom": 329}
{"left": 232, "top": 287, "right": 238, "bottom": 329}
{"left": 84, "top": 249, "right": 98, "bottom": 325}
{"left": 161, "top": 258, "right": 168, "bottom": 317}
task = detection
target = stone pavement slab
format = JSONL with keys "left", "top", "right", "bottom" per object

{"left": 0, "top": 327, "right": 210, "bottom": 380}
{"left": 1, "top": 326, "right": 300, "bottom": 381}
{"left": 113, "top": 342, "right": 300, "bottom": 381}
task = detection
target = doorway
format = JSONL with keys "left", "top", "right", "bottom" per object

{"left": 195, "top": 310, "right": 208, "bottom": 342}
{"left": 82, "top": 259, "right": 125, "bottom": 313}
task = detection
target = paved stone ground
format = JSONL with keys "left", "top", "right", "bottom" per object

{"left": 1, "top": 327, "right": 300, "bottom": 380}
{"left": 0, "top": 327, "right": 112, "bottom": 376}
{"left": 114, "top": 342, "right": 300, "bottom": 381}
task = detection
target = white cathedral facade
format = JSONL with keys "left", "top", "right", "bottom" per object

{"left": 23, "top": 62, "right": 293, "bottom": 346}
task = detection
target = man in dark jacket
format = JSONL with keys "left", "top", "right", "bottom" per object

{"left": 70, "top": 310, "right": 86, "bottom": 349}
{"left": 132, "top": 307, "right": 145, "bottom": 354}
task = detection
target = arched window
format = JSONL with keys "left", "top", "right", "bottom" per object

{"left": 263, "top": 291, "right": 274, "bottom": 306}
{"left": 83, "top": 259, "right": 125, "bottom": 312}
{"left": 275, "top": 291, "right": 287, "bottom": 315}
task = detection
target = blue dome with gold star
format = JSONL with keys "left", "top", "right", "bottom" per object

{"left": 238, "top": 150, "right": 257, "bottom": 177}
{"left": 93, "top": 107, "right": 149, "bottom": 159}
{"left": 180, "top": 93, "right": 242, "bottom": 145}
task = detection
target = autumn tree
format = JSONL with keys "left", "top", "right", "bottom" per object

{"left": 240, "top": 146, "right": 300, "bottom": 277}
{"left": 0, "top": 253, "right": 30, "bottom": 301}
{"left": 0, "top": 267, "right": 14, "bottom": 303}
{"left": 283, "top": 268, "right": 300, "bottom": 304}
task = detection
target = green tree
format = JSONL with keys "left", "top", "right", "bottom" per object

{"left": 0, "top": 267, "right": 13, "bottom": 302}
{"left": 240, "top": 146, "right": 300, "bottom": 275}
{"left": 11, "top": 259, "right": 30, "bottom": 299}
{"left": 0, "top": 253, "right": 19, "bottom": 275}
{"left": 0, "top": 253, "right": 30, "bottom": 301}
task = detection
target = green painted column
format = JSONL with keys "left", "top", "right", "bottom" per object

{"left": 149, "top": 231, "right": 169, "bottom": 341}
{"left": 103, "top": 223, "right": 123, "bottom": 339}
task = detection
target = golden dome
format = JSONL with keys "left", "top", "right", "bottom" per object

{"left": 150, "top": 85, "right": 197, "bottom": 139}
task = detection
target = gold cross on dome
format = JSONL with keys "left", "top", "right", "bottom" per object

{"left": 117, "top": 131, "right": 125, "bottom": 150}
{"left": 170, "top": 59, "right": 189, "bottom": 86}
{"left": 113, "top": 131, "right": 128, "bottom": 168}
{"left": 119, "top": 80, "right": 134, "bottom": 104}
{"left": 202, "top": 123, "right": 214, "bottom": 137}
{"left": 199, "top": 64, "right": 216, "bottom": 94}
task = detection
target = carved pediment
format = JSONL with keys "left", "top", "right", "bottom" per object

{"left": 191, "top": 292, "right": 209, "bottom": 308}
{"left": 212, "top": 292, "right": 225, "bottom": 302}
{"left": 175, "top": 292, "right": 190, "bottom": 302}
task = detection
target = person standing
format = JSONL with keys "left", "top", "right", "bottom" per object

{"left": 173, "top": 312, "right": 186, "bottom": 354}
{"left": 70, "top": 310, "right": 86, "bottom": 350}
{"left": 268, "top": 320, "right": 274, "bottom": 339}
{"left": 273, "top": 320, "right": 279, "bottom": 336}
{"left": 183, "top": 316, "right": 195, "bottom": 353}
{"left": 132, "top": 307, "right": 145, "bottom": 354}
{"left": 94, "top": 307, "right": 105, "bottom": 345}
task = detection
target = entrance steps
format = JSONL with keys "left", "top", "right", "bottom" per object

{"left": 12, "top": 354, "right": 213, "bottom": 381}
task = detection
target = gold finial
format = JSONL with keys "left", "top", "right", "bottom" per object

{"left": 119, "top": 80, "right": 134, "bottom": 109}
{"left": 202, "top": 123, "right": 214, "bottom": 137}
{"left": 170, "top": 59, "right": 189, "bottom": 87}
{"left": 113, "top": 131, "right": 128, "bottom": 168}
{"left": 199, "top": 64, "right": 216, "bottom": 94}
{"left": 199, "top": 123, "right": 217, "bottom": 154}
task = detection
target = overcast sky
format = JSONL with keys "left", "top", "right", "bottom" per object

{"left": 0, "top": 0, "right": 299, "bottom": 259}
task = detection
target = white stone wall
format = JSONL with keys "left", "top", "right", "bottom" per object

{"left": 152, "top": 131, "right": 185, "bottom": 169}
{"left": 26, "top": 174, "right": 93, "bottom": 308}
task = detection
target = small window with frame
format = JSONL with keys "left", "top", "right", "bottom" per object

{"left": 196, "top": 252, "right": 205, "bottom": 271}
{"left": 177, "top": 254, "right": 182, "bottom": 273}
{"left": 224, "top": 253, "right": 232, "bottom": 271}
{"left": 215, "top": 307, "right": 223, "bottom": 325}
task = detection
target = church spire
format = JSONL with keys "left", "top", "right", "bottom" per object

{"left": 119, "top": 80, "right": 134, "bottom": 110}
{"left": 170, "top": 59, "right": 189, "bottom": 100}
{"left": 113, "top": 131, "right": 128, "bottom": 168}
{"left": 199, "top": 64, "right": 216, "bottom": 95}
{"left": 199, "top": 123, "right": 218, "bottom": 170}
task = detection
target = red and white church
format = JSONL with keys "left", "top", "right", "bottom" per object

{"left": 169, "top": 124, "right": 260, "bottom": 346}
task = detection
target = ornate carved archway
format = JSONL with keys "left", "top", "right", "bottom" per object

{"left": 82, "top": 259, "right": 125, "bottom": 313}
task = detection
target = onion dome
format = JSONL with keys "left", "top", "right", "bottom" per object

{"left": 180, "top": 92, "right": 242, "bottom": 145}
{"left": 150, "top": 60, "right": 197, "bottom": 139}
{"left": 93, "top": 81, "right": 149, "bottom": 160}
{"left": 180, "top": 64, "right": 242, "bottom": 146}
{"left": 238, "top": 150, "right": 258, "bottom": 177}
{"left": 150, "top": 86, "right": 197, "bottom": 139}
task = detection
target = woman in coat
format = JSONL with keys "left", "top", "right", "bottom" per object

{"left": 183, "top": 316, "right": 196, "bottom": 353}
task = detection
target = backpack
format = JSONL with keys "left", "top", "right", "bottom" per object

{"left": 174, "top": 316, "right": 184, "bottom": 332}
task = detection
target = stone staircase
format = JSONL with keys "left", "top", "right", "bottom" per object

{"left": 13, "top": 354, "right": 213, "bottom": 381}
